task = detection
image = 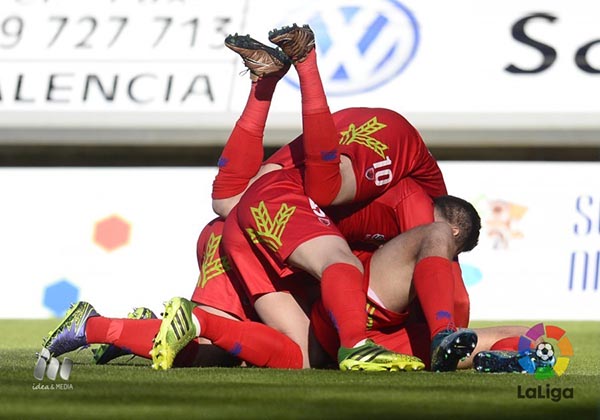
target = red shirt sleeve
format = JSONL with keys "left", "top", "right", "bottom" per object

{"left": 393, "top": 178, "right": 435, "bottom": 232}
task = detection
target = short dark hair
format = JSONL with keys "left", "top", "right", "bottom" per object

{"left": 434, "top": 195, "right": 481, "bottom": 253}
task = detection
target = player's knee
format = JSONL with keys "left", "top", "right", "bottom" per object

{"left": 320, "top": 250, "right": 363, "bottom": 275}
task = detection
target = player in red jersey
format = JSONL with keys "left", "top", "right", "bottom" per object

{"left": 150, "top": 196, "right": 524, "bottom": 371}
{"left": 42, "top": 214, "right": 526, "bottom": 371}
{"left": 43, "top": 28, "right": 524, "bottom": 370}
{"left": 211, "top": 28, "right": 446, "bottom": 216}
{"left": 42, "top": 218, "right": 327, "bottom": 370}
{"left": 207, "top": 25, "right": 473, "bottom": 371}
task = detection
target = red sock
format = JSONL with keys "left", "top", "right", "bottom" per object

{"left": 302, "top": 113, "right": 342, "bottom": 205}
{"left": 212, "top": 77, "right": 279, "bottom": 199}
{"left": 296, "top": 49, "right": 329, "bottom": 113}
{"left": 491, "top": 337, "right": 520, "bottom": 351}
{"left": 295, "top": 49, "right": 341, "bottom": 205}
{"left": 413, "top": 257, "right": 456, "bottom": 338}
{"left": 237, "top": 76, "right": 279, "bottom": 132}
{"left": 85, "top": 316, "right": 161, "bottom": 359}
{"left": 192, "top": 307, "right": 303, "bottom": 369}
{"left": 320, "top": 263, "right": 366, "bottom": 348}
{"left": 452, "top": 261, "right": 470, "bottom": 328}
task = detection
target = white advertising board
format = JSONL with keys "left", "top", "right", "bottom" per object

{"left": 444, "top": 162, "right": 599, "bottom": 320}
{"left": 0, "top": 162, "right": 598, "bottom": 320}
{"left": 0, "top": 0, "right": 598, "bottom": 141}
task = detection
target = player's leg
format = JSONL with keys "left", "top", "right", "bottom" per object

{"left": 469, "top": 326, "right": 556, "bottom": 374}
{"left": 368, "top": 222, "right": 477, "bottom": 371}
{"left": 287, "top": 235, "right": 365, "bottom": 351}
{"left": 452, "top": 261, "right": 470, "bottom": 328}
{"left": 91, "top": 307, "right": 158, "bottom": 364}
{"left": 42, "top": 301, "right": 243, "bottom": 367}
{"left": 90, "top": 307, "right": 240, "bottom": 368}
{"left": 220, "top": 209, "right": 322, "bottom": 369}
{"left": 458, "top": 325, "right": 529, "bottom": 369}
{"left": 471, "top": 326, "right": 557, "bottom": 374}
{"left": 41, "top": 301, "right": 166, "bottom": 361}
{"left": 151, "top": 297, "right": 304, "bottom": 370}
{"left": 229, "top": 171, "right": 362, "bottom": 354}
{"left": 309, "top": 297, "right": 424, "bottom": 372}
{"left": 171, "top": 305, "right": 243, "bottom": 368}
{"left": 41, "top": 301, "right": 158, "bottom": 361}
{"left": 253, "top": 292, "right": 312, "bottom": 368}
{"left": 269, "top": 24, "right": 343, "bottom": 206}
{"left": 212, "top": 34, "right": 291, "bottom": 217}
{"left": 288, "top": 235, "right": 424, "bottom": 371}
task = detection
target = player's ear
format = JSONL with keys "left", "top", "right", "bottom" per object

{"left": 451, "top": 226, "right": 460, "bottom": 238}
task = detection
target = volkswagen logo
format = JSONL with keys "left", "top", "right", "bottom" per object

{"left": 281, "top": 0, "right": 420, "bottom": 96}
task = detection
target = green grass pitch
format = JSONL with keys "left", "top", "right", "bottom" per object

{"left": 1, "top": 320, "right": 598, "bottom": 419}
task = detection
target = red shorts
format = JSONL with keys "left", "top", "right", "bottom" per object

{"left": 191, "top": 218, "right": 256, "bottom": 321}
{"left": 221, "top": 204, "right": 323, "bottom": 303}
{"left": 190, "top": 276, "right": 255, "bottom": 322}
{"left": 225, "top": 169, "right": 344, "bottom": 300}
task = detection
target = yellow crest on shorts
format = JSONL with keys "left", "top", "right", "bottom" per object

{"left": 197, "top": 233, "right": 230, "bottom": 288}
{"left": 339, "top": 117, "right": 388, "bottom": 158}
{"left": 246, "top": 201, "right": 296, "bottom": 252}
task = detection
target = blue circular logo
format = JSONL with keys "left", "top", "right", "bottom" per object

{"left": 281, "top": 0, "right": 420, "bottom": 96}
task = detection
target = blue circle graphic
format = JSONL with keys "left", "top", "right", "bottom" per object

{"left": 282, "top": 0, "right": 420, "bottom": 96}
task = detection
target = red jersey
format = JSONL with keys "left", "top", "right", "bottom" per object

{"left": 328, "top": 177, "right": 435, "bottom": 251}
{"left": 266, "top": 107, "right": 447, "bottom": 202}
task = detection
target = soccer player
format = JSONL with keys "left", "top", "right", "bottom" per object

{"left": 310, "top": 194, "right": 481, "bottom": 371}
{"left": 43, "top": 27, "right": 528, "bottom": 372}
{"left": 212, "top": 26, "right": 446, "bottom": 217}
{"left": 151, "top": 194, "right": 527, "bottom": 371}
{"left": 42, "top": 213, "right": 530, "bottom": 372}
{"left": 42, "top": 217, "right": 325, "bottom": 370}
{"left": 205, "top": 24, "right": 473, "bottom": 371}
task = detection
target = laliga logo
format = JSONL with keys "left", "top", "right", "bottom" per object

{"left": 282, "top": 0, "right": 419, "bottom": 96}
{"left": 518, "top": 323, "right": 574, "bottom": 379}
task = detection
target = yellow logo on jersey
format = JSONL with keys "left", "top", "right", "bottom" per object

{"left": 197, "top": 232, "right": 231, "bottom": 288}
{"left": 339, "top": 117, "right": 388, "bottom": 158}
{"left": 246, "top": 201, "right": 296, "bottom": 252}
